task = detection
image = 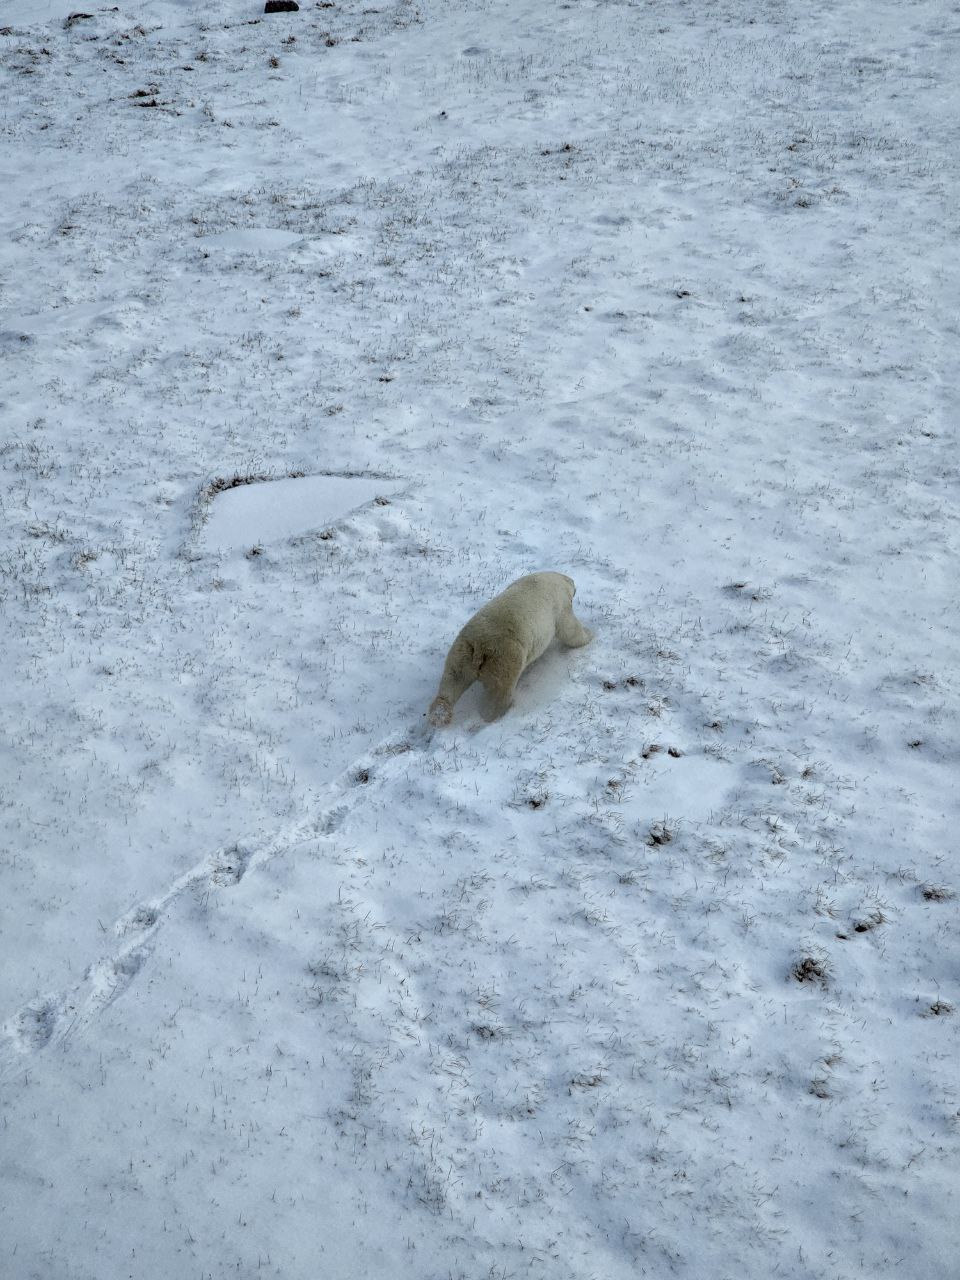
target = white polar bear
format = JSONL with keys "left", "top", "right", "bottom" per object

{"left": 428, "top": 571, "right": 593, "bottom": 726}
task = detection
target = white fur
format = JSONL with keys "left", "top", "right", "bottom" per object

{"left": 428, "top": 571, "right": 593, "bottom": 726}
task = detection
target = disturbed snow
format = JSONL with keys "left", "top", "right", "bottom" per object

{"left": 1, "top": 1, "right": 958, "bottom": 1277}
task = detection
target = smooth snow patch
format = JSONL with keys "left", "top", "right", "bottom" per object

{"left": 201, "top": 474, "right": 388, "bottom": 550}
{"left": 199, "top": 228, "right": 305, "bottom": 252}
{"left": 2, "top": 299, "right": 144, "bottom": 338}
{"left": 635, "top": 753, "right": 735, "bottom": 826}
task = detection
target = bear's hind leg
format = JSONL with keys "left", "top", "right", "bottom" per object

{"left": 557, "top": 603, "right": 593, "bottom": 649}
{"left": 478, "top": 639, "right": 526, "bottom": 721}
{"left": 428, "top": 641, "right": 478, "bottom": 726}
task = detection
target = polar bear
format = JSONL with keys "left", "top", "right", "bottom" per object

{"left": 428, "top": 571, "right": 593, "bottom": 726}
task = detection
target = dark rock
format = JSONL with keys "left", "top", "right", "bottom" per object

{"left": 265, "top": 1, "right": 299, "bottom": 12}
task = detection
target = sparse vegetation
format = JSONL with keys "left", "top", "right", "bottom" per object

{"left": 1, "top": 1, "right": 956, "bottom": 1277}
{"left": 793, "top": 955, "right": 830, "bottom": 986}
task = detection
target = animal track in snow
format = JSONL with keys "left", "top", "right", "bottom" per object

{"left": 316, "top": 805, "right": 348, "bottom": 835}
{"left": 116, "top": 904, "right": 160, "bottom": 935}
{"left": 208, "top": 842, "right": 254, "bottom": 887}
{"left": 92, "top": 948, "right": 146, "bottom": 987}
{"left": 8, "top": 997, "right": 61, "bottom": 1052}
{"left": 0, "top": 727, "right": 424, "bottom": 1077}
{"left": 84, "top": 947, "right": 147, "bottom": 1015}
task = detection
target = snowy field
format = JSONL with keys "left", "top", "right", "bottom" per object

{"left": 1, "top": 0, "right": 959, "bottom": 1275}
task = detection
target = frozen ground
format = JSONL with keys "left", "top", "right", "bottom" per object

{"left": 1, "top": 0, "right": 958, "bottom": 1276}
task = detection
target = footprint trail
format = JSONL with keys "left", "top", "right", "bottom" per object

{"left": 0, "top": 729, "right": 425, "bottom": 1080}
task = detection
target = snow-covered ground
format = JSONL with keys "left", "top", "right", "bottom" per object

{"left": 2, "top": 0, "right": 958, "bottom": 1275}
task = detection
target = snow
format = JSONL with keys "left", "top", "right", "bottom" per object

{"left": 1, "top": 0, "right": 958, "bottom": 1277}
{"left": 199, "top": 228, "right": 307, "bottom": 253}
{"left": 199, "top": 474, "right": 391, "bottom": 550}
